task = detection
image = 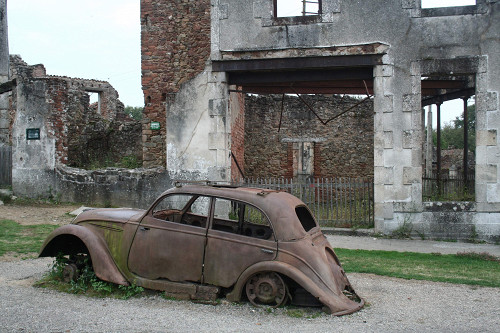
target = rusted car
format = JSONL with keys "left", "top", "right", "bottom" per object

{"left": 40, "top": 184, "right": 364, "bottom": 315}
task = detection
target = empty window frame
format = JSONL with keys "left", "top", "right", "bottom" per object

{"left": 274, "top": 0, "right": 322, "bottom": 18}
{"left": 212, "top": 198, "right": 274, "bottom": 240}
{"left": 152, "top": 194, "right": 210, "bottom": 228}
{"left": 421, "top": 0, "right": 475, "bottom": 8}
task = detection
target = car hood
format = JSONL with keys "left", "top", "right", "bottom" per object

{"left": 73, "top": 208, "right": 145, "bottom": 224}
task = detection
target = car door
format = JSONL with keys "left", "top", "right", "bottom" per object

{"left": 127, "top": 194, "right": 211, "bottom": 282}
{"left": 202, "top": 197, "right": 278, "bottom": 288}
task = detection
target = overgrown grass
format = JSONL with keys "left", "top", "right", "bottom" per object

{"left": 35, "top": 255, "right": 145, "bottom": 299}
{"left": 0, "top": 220, "right": 58, "bottom": 257}
{"left": 336, "top": 248, "right": 500, "bottom": 288}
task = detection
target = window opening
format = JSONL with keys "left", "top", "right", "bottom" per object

{"left": 275, "top": 0, "right": 322, "bottom": 17}
{"left": 213, "top": 198, "right": 274, "bottom": 240}
{"left": 87, "top": 91, "right": 101, "bottom": 114}
{"left": 295, "top": 206, "right": 317, "bottom": 232}
{"left": 421, "top": 0, "right": 475, "bottom": 8}
{"left": 422, "top": 85, "right": 476, "bottom": 202}
{"left": 152, "top": 194, "right": 210, "bottom": 228}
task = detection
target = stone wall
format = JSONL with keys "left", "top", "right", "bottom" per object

{"left": 244, "top": 94, "right": 374, "bottom": 179}
{"left": 141, "top": 0, "right": 211, "bottom": 167}
{"left": 56, "top": 166, "right": 170, "bottom": 209}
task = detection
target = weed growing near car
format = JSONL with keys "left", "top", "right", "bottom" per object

{"left": 36, "top": 254, "right": 145, "bottom": 299}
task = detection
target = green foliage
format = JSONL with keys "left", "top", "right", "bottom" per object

{"left": 0, "top": 220, "right": 58, "bottom": 257}
{"left": 119, "top": 155, "right": 141, "bottom": 169}
{"left": 391, "top": 217, "right": 413, "bottom": 239}
{"left": 432, "top": 104, "right": 476, "bottom": 152}
{"left": 336, "top": 248, "right": 500, "bottom": 287}
{"left": 124, "top": 106, "right": 143, "bottom": 121}
{"left": 38, "top": 255, "right": 145, "bottom": 299}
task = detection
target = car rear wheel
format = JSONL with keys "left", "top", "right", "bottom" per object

{"left": 245, "top": 272, "right": 288, "bottom": 307}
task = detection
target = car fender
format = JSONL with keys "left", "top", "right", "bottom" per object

{"left": 39, "top": 224, "right": 129, "bottom": 286}
{"left": 226, "top": 261, "right": 363, "bottom": 316}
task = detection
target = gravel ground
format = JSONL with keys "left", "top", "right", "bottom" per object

{"left": 1, "top": 258, "right": 499, "bottom": 332}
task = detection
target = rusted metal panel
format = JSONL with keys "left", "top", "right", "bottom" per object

{"left": 39, "top": 184, "right": 364, "bottom": 315}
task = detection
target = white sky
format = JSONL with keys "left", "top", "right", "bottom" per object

{"left": 7, "top": 0, "right": 476, "bottom": 121}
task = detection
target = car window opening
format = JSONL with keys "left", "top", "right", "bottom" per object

{"left": 213, "top": 198, "right": 274, "bottom": 240}
{"left": 295, "top": 206, "right": 317, "bottom": 232}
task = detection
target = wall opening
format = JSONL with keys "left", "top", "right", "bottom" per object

{"left": 421, "top": 0, "right": 475, "bottom": 8}
{"left": 274, "top": 0, "right": 322, "bottom": 17}
{"left": 421, "top": 74, "right": 476, "bottom": 202}
{"left": 87, "top": 91, "right": 101, "bottom": 114}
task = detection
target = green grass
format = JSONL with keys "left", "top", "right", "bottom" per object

{"left": 336, "top": 248, "right": 500, "bottom": 288}
{"left": 0, "top": 219, "right": 58, "bottom": 257}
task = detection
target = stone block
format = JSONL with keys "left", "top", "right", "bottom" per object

{"left": 403, "top": 166, "right": 420, "bottom": 184}
{"left": 401, "top": 0, "right": 416, "bottom": 9}
{"left": 487, "top": 184, "right": 500, "bottom": 203}
{"left": 477, "top": 130, "right": 497, "bottom": 146}
{"left": 382, "top": 113, "right": 394, "bottom": 131}
{"left": 402, "top": 94, "right": 418, "bottom": 112}
{"left": 208, "top": 99, "right": 227, "bottom": 117}
{"left": 373, "top": 65, "right": 394, "bottom": 78}
{"left": 476, "top": 164, "right": 497, "bottom": 183}
{"left": 383, "top": 131, "right": 393, "bottom": 149}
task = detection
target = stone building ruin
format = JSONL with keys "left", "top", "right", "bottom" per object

{"left": 1, "top": 0, "right": 499, "bottom": 241}
{"left": 139, "top": 0, "right": 499, "bottom": 241}
{"left": 2, "top": 55, "right": 141, "bottom": 194}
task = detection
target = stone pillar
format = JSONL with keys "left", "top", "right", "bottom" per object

{"left": 0, "top": 0, "right": 9, "bottom": 144}
{"left": 373, "top": 57, "right": 422, "bottom": 233}
{"left": 425, "top": 106, "right": 433, "bottom": 176}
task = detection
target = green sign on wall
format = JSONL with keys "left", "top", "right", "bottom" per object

{"left": 150, "top": 122, "right": 161, "bottom": 130}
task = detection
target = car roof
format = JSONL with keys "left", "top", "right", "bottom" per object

{"left": 162, "top": 185, "right": 318, "bottom": 241}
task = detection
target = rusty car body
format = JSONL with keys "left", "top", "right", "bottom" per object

{"left": 39, "top": 184, "right": 364, "bottom": 315}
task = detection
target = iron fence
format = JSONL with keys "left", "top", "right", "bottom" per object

{"left": 422, "top": 171, "right": 475, "bottom": 201}
{"left": 234, "top": 177, "right": 374, "bottom": 228}
{"left": 0, "top": 145, "right": 12, "bottom": 186}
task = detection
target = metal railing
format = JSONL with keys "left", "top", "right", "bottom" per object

{"left": 423, "top": 171, "right": 475, "bottom": 201}
{"left": 234, "top": 177, "right": 374, "bottom": 228}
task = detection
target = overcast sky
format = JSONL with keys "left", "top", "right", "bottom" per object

{"left": 7, "top": 0, "right": 475, "bottom": 125}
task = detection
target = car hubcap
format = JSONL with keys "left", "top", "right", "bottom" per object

{"left": 246, "top": 272, "right": 287, "bottom": 307}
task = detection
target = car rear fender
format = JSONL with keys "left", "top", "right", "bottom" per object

{"left": 226, "top": 261, "right": 363, "bottom": 316}
{"left": 39, "top": 225, "right": 129, "bottom": 286}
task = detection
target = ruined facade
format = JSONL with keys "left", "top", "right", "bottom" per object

{"left": 6, "top": 55, "right": 141, "bottom": 196}
{"left": 139, "top": 0, "right": 499, "bottom": 241}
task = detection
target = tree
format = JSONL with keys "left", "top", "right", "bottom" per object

{"left": 124, "top": 106, "right": 143, "bottom": 121}
{"left": 432, "top": 104, "right": 475, "bottom": 152}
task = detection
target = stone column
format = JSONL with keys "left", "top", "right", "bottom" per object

{"left": 425, "top": 106, "right": 433, "bottom": 176}
{"left": 0, "top": 0, "right": 10, "bottom": 144}
{"left": 373, "top": 57, "right": 422, "bottom": 234}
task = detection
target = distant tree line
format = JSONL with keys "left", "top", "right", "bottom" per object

{"left": 124, "top": 106, "right": 143, "bottom": 121}
{"left": 432, "top": 104, "right": 475, "bottom": 152}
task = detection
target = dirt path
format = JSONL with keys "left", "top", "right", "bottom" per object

{"left": 0, "top": 203, "right": 81, "bottom": 225}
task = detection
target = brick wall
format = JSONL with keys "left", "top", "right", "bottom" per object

{"left": 230, "top": 91, "right": 245, "bottom": 180}
{"left": 141, "top": 0, "right": 211, "bottom": 167}
{"left": 244, "top": 94, "right": 374, "bottom": 179}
